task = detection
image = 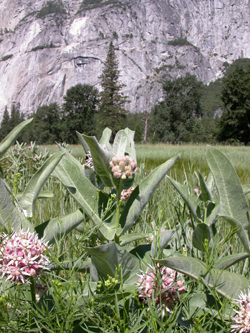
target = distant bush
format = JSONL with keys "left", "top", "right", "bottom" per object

{"left": 1, "top": 54, "right": 13, "bottom": 61}
{"left": 30, "top": 43, "right": 56, "bottom": 52}
{"left": 79, "top": 0, "right": 120, "bottom": 11}
{"left": 125, "top": 33, "right": 133, "bottom": 38}
{"left": 37, "top": 1, "right": 66, "bottom": 18}
{"left": 168, "top": 37, "right": 192, "bottom": 46}
{"left": 82, "top": 0, "right": 102, "bottom": 5}
{"left": 113, "top": 31, "right": 118, "bottom": 39}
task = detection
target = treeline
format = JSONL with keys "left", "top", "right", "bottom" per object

{"left": 0, "top": 85, "right": 98, "bottom": 144}
{"left": 0, "top": 104, "right": 25, "bottom": 141}
{"left": 1, "top": 52, "right": 250, "bottom": 145}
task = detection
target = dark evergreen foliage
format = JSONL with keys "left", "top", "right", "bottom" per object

{"left": 28, "top": 103, "right": 62, "bottom": 144}
{"left": 97, "top": 42, "right": 127, "bottom": 139}
{"left": 0, "top": 104, "right": 25, "bottom": 141}
{"left": 149, "top": 74, "right": 204, "bottom": 143}
{"left": 218, "top": 66, "right": 250, "bottom": 143}
{"left": 62, "top": 84, "right": 99, "bottom": 143}
{"left": 0, "top": 106, "right": 10, "bottom": 141}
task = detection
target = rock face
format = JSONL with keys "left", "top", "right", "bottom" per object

{"left": 0, "top": 0, "right": 249, "bottom": 119}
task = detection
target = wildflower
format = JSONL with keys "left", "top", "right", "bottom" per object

{"left": 231, "top": 290, "right": 250, "bottom": 333}
{"left": 0, "top": 229, "right": 51, "bottom": 285}
{"left": 146, "top": 227, "right": 166, "bottom": 244}
{"left": 110, "top": 155, "right": 137, "bottom": 179}
{"left": 84, "top": 152, "right": 94, "bottom": 169}
{"left": 137, "top": 265, "right": 186, "bottom": 315}
{"left": 194, "top": 188, "right": 199, "bottom": 195}
{"left": 121, "top": 187, "right": 135, "bottom": 200}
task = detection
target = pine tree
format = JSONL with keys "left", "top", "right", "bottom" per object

{"left": 97, "top": 42, "right": 127, "bottom": 139}
{"left": 0, "top": 106, "right": 10, "bottom": 141}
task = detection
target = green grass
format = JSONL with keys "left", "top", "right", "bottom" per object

{"left": 43, "top": 143, "right": 250, "bottom": 183}
{"left": 135, "top": 143, "right": 250, "bottom": 183}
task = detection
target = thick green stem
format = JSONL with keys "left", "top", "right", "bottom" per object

{"left": 115, "top": 179, "right": 122, "bottom": 231}
{"left": 30, "top": 276, "right": 36, "bottom": 309}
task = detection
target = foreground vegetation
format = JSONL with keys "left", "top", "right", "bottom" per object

{"left": 0, "top": 120, "right": 250, "bottom": 332}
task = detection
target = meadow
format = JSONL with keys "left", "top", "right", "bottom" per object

{"left": 45, "top": 143, "right": 250, "bottom": 183}
{"left": 1, "top": 125, "right": 250, "bottom": 333}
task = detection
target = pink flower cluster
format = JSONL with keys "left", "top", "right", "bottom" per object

{"left": 231, "top": 290, "right": 250, "bottom": 333}
{"left": 109, "top": 155, "right": 137, "bottom": 179}
{"left": 137, "top": 265, "right": 186, "bottom": 314}
{"left": 84, "top": 152, "right": 94, "bottom": 169}
{"left": 0, "top": 229, "right": 51, "bottom": 284}
{"left": 121, "top": 187, "right": 135, "bottom": 200}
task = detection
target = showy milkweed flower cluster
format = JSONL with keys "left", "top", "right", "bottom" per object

{"left": 121, "top": 187, "right": 135, "bottom": 200}
{"left": 84, "top": 152, "right": 94, "bottom": 169}
{"left": 231, "top": 290, "right": 250, "bottom": 333}
{"left": 110, "top": 155, "right": 137, "bottom": 179}
{"left": 137, "top": 265, "right": 186, "bottom": 314}
{"left": 0, "top": 229, "right": 51, "bottom": 284}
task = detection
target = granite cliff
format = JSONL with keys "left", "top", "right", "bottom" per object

{"left": 0, "top": 0, "right": 249, "bottom": 118}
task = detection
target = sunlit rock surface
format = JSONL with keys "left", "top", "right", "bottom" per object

{"left": 0, "top": 0, "right": 249, "bottom": 118}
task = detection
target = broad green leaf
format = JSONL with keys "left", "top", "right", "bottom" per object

{"left": 206, "top": 172, "right": 215, "bottom": 193}
{"left": 113, "top": 128, "right": 136, "bottom": 162}
{"left": 36, "top": 190, "right": 54, "bottom": 199}
{"left": 205, "top": 202, "right": 220, "bottom": 225}
{"left": 157, "top": 254, "right": 250, "bottom": 299}
{"left": 206, "top": 146, "right": 250, "bottom": 253}
{"left": 167, "top": 176, "right": 200, "bottom": 221}
{"left": 49, "top": 259, "right": 91, "bottom": 272}
{"left": 0, "top": 118, "right": 33, "bottom": 158}
{"left": 198, "top": 170, "right": 213, "bottom": 203}
{"left": 84, "top": 165, "right": 98, "bottom": 187}
{"left": 120, "top": 155, "right": 180, "bottom": 233}
{"left": 120, "top": 233, "right": 150, "bottom": 246}
{"left": 124, "top": 128, "right": 137, "bottom": 162}
{"left": 242, "top": 184, "right": 250, "bottom": 195}
{"left": 16, "top": 190, "right": 54, "bottom": 200}
{"left": 99, "top": 127, "right": 112, "bottom": 150}
{"left": 192, "top": 223, "right": 211, "bottom": 252}
{"left": 0, "top": 178, "right": 33, "bottom": 231}
{"left": 86, "top": 242, "right": 140, "bottom": 282}
{"left": 52, "top": 150, "right": 116, "bottom": 240}
{"left": 76, "top": 131, "right": 90, "bottom": 155}
{"left": 215, "top": 253, "right": 250, "bottom": 270}
{"left": 130, "top": 244, "right": 152, "bottom": 261}
{"left": 82, "top": 134, "right": 115, "bottom": 187}
{"left": 112, "top": 129, "right": 129, "bottom": 157}
{"left": 18, "top": 152, "right": 64, "bottom": 218}
{"left": 35, "top": 209, "right": 85, "bottom": 244}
